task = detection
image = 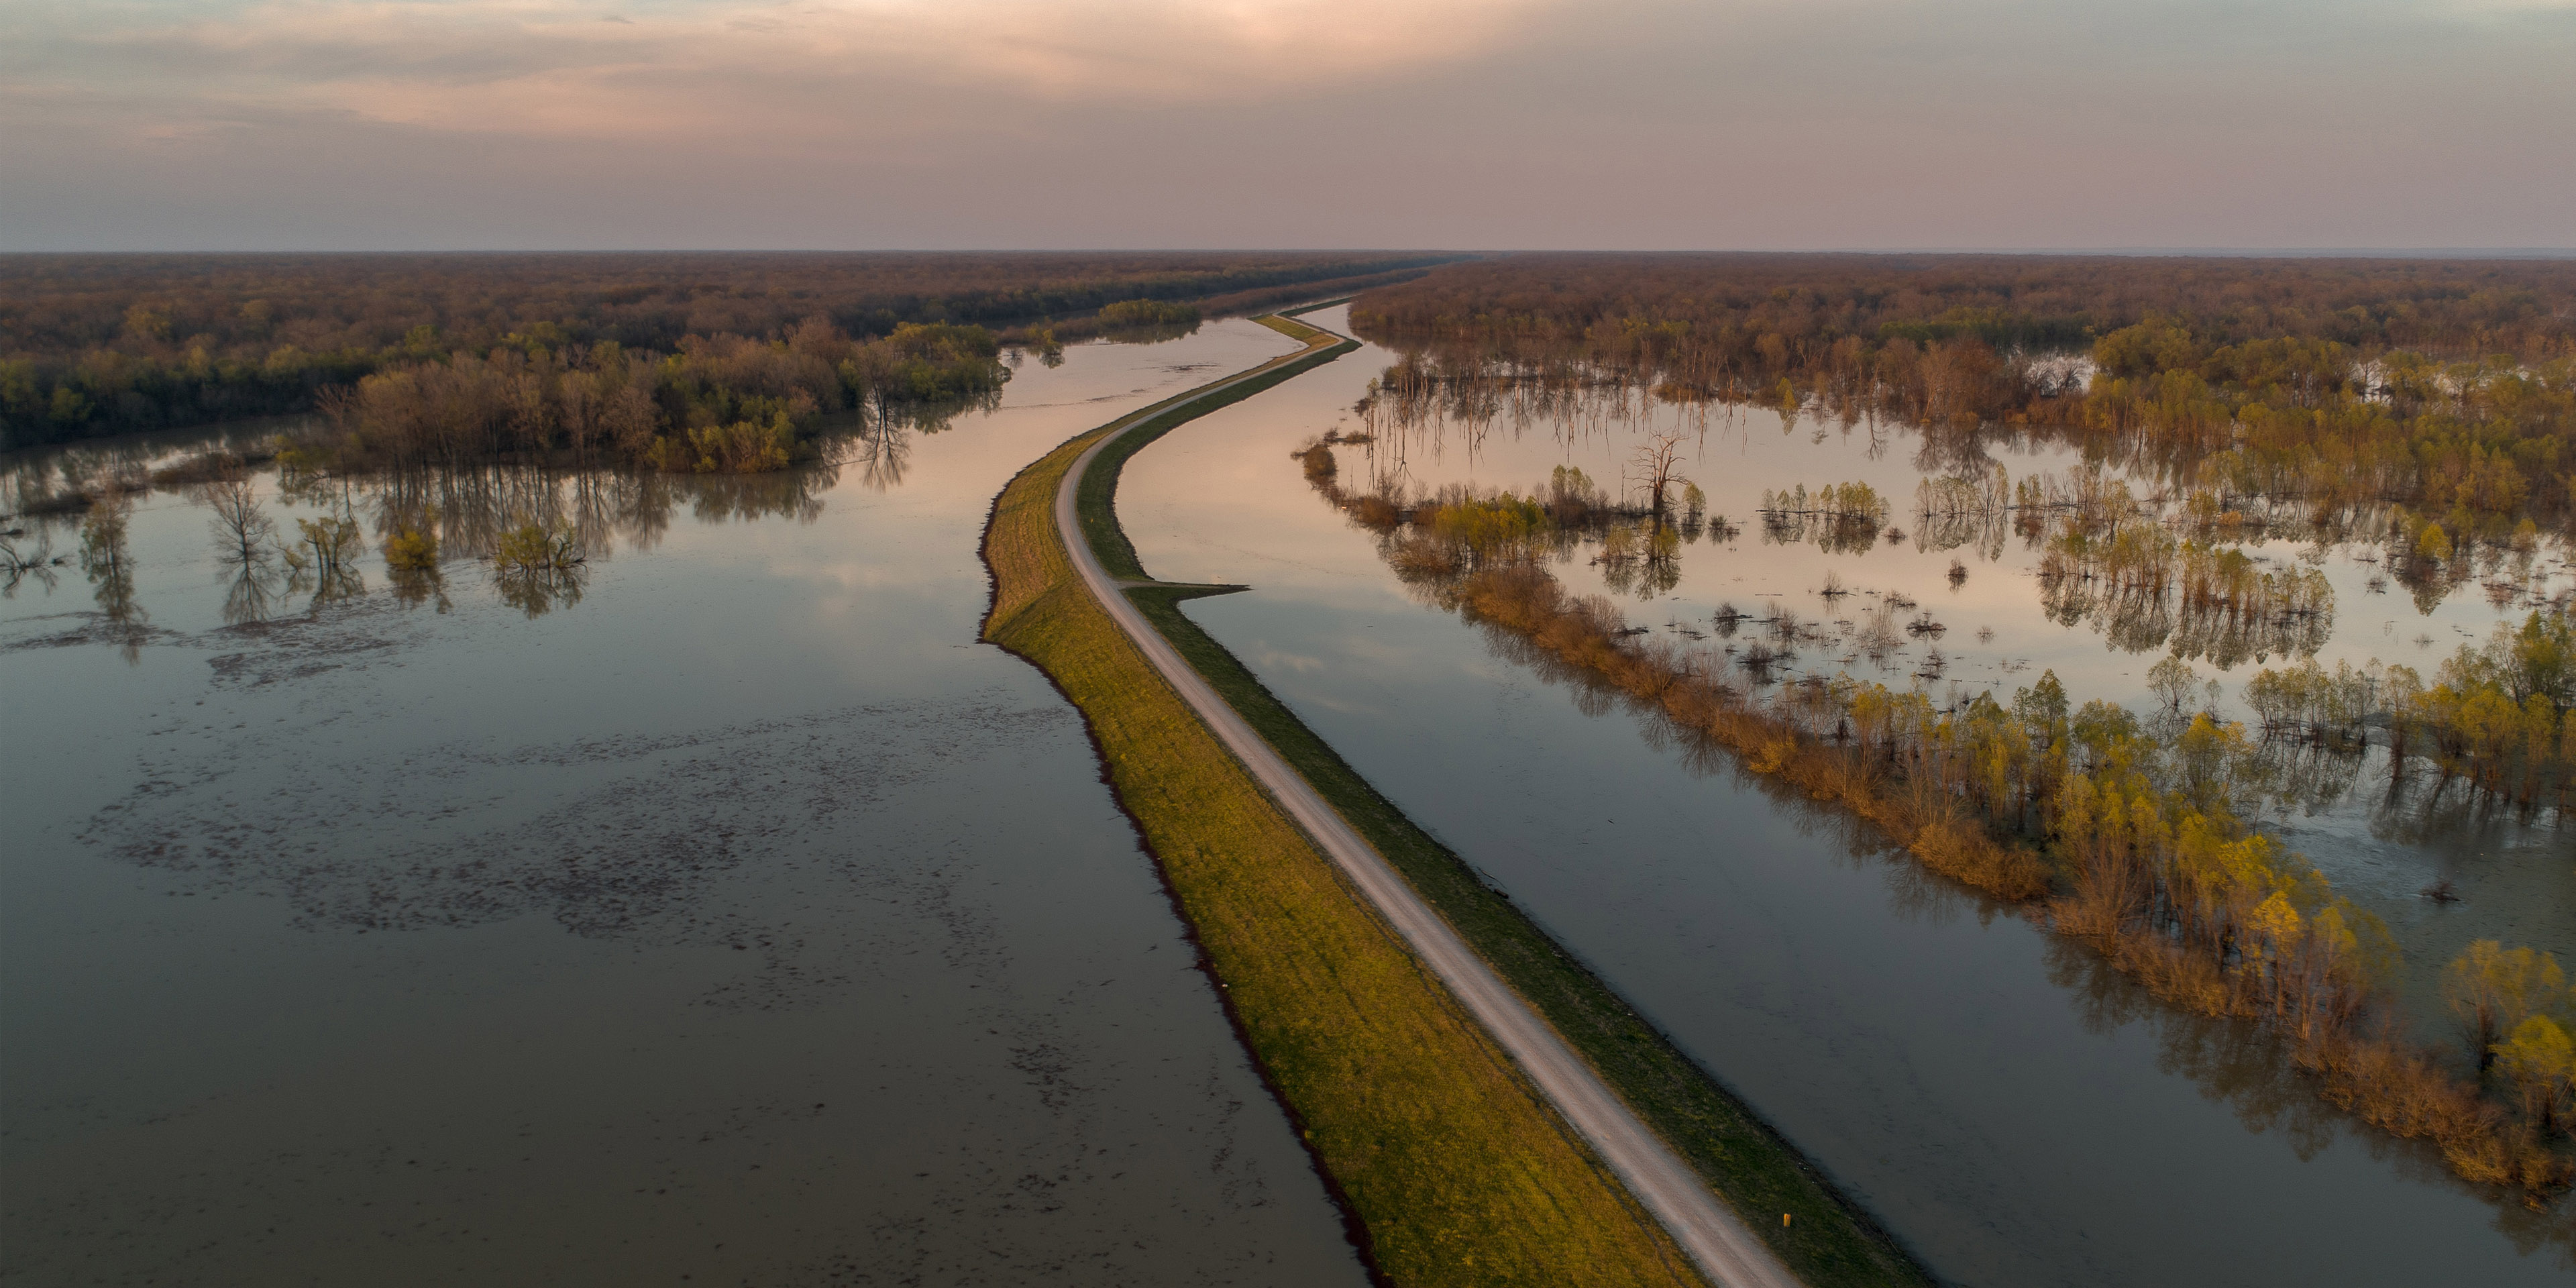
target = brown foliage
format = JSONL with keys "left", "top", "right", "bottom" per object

{"left": 1354, "top": 254, "right": 2576, "bottom": 371}
{"left": 1349, "top": 254, "right": 2576, "bottom": 531}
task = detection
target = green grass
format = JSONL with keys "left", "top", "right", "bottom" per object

{"left": 981, "top": 331, "right": 1706, "bottom": 1288}
{"left": 1081, "top": 322, "right": 1936, "bottom": 1287}
{"left": 1126, "top": 588, "right": 1933, "bottom": 1287}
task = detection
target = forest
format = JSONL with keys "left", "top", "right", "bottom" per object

{"left": 0, "top": 251, "right": 1460, "bottom": 449}
{"left": 307, "top": 318, "right": 1010, "bottom": 475}
{"left": 1350, "top": 254, "right": 2576, "bottom": 541}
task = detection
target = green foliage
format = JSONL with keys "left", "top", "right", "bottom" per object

{"left": 2445, "top": 941, "right": 2569, "bottom": 1073}
{"left": 1428, "top": 492, "right": 1552, "bottom": 561}
{"left": 382, "top": 525, "right": 439, "bottom": 572}
{"left": 490, "top": 521, "right": 585, "bottom": 616}
{"left": 841, "top": 321, "right": 1010, "bottom": 406}
{"left": 290, "top": 515, "right": 364, "bottom": 574}
{"left": 2495, "top": 1015, "right": 2576, "bottom": 1130}
{"left": 1759, "top": 481, "right": 1888, "bottom": 553}
{"left": 669, "top": 411, "right": 795, "bottom": 474}
{"left": 492, "top": 522, "right": 580, "bottom": 574}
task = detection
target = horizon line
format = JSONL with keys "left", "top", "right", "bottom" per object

{"left": 4, "top": 246, "right": 2574, "bottom": 260}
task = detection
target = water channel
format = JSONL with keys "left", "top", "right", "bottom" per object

{"left": 0, "top": 321, "right": 1369, "bottom": 1285}
{"left": 1118, "top": 307, "right": 2575, "bottom": 1285}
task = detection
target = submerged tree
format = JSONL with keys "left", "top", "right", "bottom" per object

{"left": 282, "top": 512, "right": 366, "bottom": 609}
{"left": 490, "top": 521, "right": 586, "bottom": 618}
{"left": 1628, "top": 427, "right": 1690, "bottom": 515}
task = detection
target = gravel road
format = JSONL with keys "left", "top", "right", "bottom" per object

{"left": 1051, "top": 322, "right": 1803, "bottom": 1288}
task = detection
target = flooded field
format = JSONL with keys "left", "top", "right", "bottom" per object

{"left": 0, "top": 321, "right": 1369, "bottom": 1285}
{"left": 1118, "top": 306, "right": 2574, "bottom": 1285}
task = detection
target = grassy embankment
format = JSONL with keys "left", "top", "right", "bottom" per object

{"left": 1073, "top": 315, "right": 1933, "bottom": 1285}
{"left": 980, "top": 322, "right": 1705, "bottom": 1287}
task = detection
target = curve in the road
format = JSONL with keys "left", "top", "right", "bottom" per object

{"left": 1053, "top": 317, "right": 1803, "bottom": 1288}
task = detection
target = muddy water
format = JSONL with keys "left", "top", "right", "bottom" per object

{"left": 0, "top": 322, "right": 1368, "bottom": 1285}
{"left": 1118, "top": 307, "right": 2573, "bottom": 1286}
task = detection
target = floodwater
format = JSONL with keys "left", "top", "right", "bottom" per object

{"left": 1118, "top": 307, "right": 2575, "bottom": 1286}
{"left": 0, "top": 321, "right": 1371, "bottom": 1286}
{"left": 1180, "top": 311, "right": 2573, "bottom": 1028}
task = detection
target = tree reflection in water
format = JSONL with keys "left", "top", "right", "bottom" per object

{"left": 834, "top": 417, "right": 914, "bottom": 493}
{"left": 199, "top": 474, "right": 287, "bottom": 627}
{"left": 389, "top": 566, "right": 451, "bottom": 614}
{"left": 2044, "top": 934, "right": 2576, "bottom": 1262}
{"left": 0, "top": 435, "right": 894, "bottom": 637}
{"left": 80, "top": 496, "right": 150, "bottom": 663}
{"left": 3, "top": 531, "right": 66, "bottom": 598}
{"left": 494, "top": 558, "right": 584, "bottom": 619}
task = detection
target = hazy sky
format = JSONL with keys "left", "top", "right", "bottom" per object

{"left": 5, "top": 1, "right": 2571, "bottom": 251}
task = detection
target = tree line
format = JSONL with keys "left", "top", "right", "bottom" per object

{"left": 1354, "top": 254, "right": 2575, "bottom": 373}
{"left": 292, "top": 319, "right": 1006, "bottom": 475}
{"left": 1348, "top": 255, "right": 2576, "bottom": 539}
{"left": 0, "top": 252, "right": 1465, "bottom": 449}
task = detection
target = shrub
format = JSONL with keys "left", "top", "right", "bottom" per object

{"left": 383, "top": 526, "right": 438, "bottom": 572}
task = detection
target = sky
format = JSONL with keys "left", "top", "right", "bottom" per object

{"left": 3, "top": 1, "right": 2572, "bottom": 252}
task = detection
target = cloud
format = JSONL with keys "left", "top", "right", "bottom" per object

{"left": 19, "top": 0, "right": 1563, "bottom": 148}
{"left": 2, "top": 0, "right": 2567, "bottom": 249}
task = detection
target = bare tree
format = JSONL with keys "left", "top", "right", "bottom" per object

{"left": 1628, "top": 427, "right": 1688, "bottom": 515}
